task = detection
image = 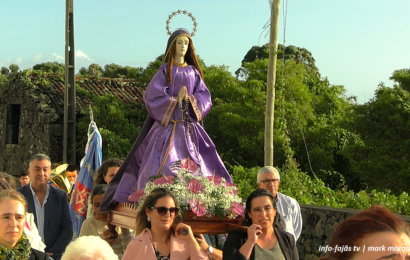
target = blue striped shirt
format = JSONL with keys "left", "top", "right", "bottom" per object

{"left": 29, "top": 183, "right": 50, "bottom": 242}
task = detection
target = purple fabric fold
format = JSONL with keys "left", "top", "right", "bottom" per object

{"left": 102, "top": 63, "right": 232, "bottom": 209}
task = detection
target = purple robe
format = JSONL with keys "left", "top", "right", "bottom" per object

{"left": 108, "top": 63, "right": 232, "bottom": 205}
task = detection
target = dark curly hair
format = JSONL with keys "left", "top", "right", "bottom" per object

{"left": 93, "top": 158, "right": 123, "bottom": 186}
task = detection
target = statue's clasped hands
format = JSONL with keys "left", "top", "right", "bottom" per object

{"left": 178, "top": 86, "right": 188, "bottom": 101}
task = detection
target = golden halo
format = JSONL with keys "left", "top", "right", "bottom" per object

{"left": 166, "top": 10, "right": 198, "bottom": 36}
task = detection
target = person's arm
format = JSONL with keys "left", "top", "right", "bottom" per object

{"left": 292, "top": 200, "right": 302, "bottom": 241}
{"left": 120, "top": 227, "right": 133, "bottom": 254}
{"left": 223, "top": 230, "right": 249, "bottom": 260}
{"left": 187, "top": 69, "right": 212, "bottom": 123}
{"left": 144, "top": 66, "right": 179, "bottom": 127}
{"left": 47, "top": 192, "right": 73, "bottom": 259}
{"left": 174, "top": 223, "right": 208, "bottom": 259}
{"left": 196, "top": 234, "right": 223, "bottom": 260}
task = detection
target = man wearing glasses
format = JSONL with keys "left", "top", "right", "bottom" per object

{"left": 257, "top": 166, "right": 302, "bottom": 240}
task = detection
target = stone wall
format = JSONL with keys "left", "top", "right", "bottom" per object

{"left": 0, "top": 79, "right": 62, "bottom": 177}
{"left": 298, "top": 204, "right": 410, "bottom": 259}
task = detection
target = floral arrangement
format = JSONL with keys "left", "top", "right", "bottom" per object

{"left": 128, "top": 158, "right": 244, "bottom": 219}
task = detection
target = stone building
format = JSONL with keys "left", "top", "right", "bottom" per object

{"left": 0, "top": 73, "right": 144, "bottom": 177}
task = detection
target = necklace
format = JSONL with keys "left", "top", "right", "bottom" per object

{"left": 173, "top": 61, "right": 187, "bottom": 67}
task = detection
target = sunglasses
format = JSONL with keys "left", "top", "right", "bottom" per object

{"left": 150, "top": 207, "right": 179, "bottom": 216}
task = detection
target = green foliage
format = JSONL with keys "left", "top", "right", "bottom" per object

{"left": 232, "top": 164, "right": 410, "bottom": 215}
{"left": 236, "top": 44, "right": 319, "bottom": 79}
{"left": 390, "top": 68, "right": 410, "bottom": 92}
{"left": 33, "top": 62, "right": 65, "bottom": 74}
{"left": 340, "top": 84, "right": 410, "bottom": 194}
{"left": 76, "top": 93, "right": 147, "bottom": 161}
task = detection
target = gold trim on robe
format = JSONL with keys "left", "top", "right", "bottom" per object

{"left": 188, "top": 95, "right": 202, "bottom": 122}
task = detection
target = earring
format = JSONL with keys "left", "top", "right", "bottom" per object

{"left": 147, "top": 216, "right": 151, "bottom": 222}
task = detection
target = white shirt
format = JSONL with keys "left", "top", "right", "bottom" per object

{"left": 276, "top": 192, "right": 302, "bottom": 241}
{"left": 29, "top": 183, "right": 50, "bottom": 242}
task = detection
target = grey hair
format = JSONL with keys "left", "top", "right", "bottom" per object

{"left": 256, "top": 166, "right": 280, "bottom": 183}
{"left": 61, "top": 235, "right": 118, "bottom": 260}
{"left": 29, "top": 154, "right": 51, "bottom": 167}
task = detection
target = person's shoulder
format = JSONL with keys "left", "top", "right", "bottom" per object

{"left": 227, "top": 228, "right": 247, "bottom": 239}
{"left": 31, "top": 248, "right": 50, "bottom": 260}
{"left": 49, "top": 185, "right": 67, "bottom": 196}
{"left": 16, "top": 184, "right": 28, "bottom": 193}
{"left": 133, "top": 228, "right": 151, "bottom": 241}
{"left": 278, "top": 192, "right": 299, "bottom": 205}
{"left": 82, "top": 217, "right": 94, "bottom": 225}
{"left": 275, "top": 227, "right": 296, "bottom": 245}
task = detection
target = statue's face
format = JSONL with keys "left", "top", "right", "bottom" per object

{"left": 175, "top": 35, "right": 189, "bottom": 58}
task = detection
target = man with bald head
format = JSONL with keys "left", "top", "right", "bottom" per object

{"left": 257, "top": 166, "right": 302, "bottom": 240}
{"left": 17, "top": 154, "right": 73, "bottom": 260}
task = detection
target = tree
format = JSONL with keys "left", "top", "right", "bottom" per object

{"left": 390, "top": 68, "right": 410, "bottom": 92}
{"left": 76, "top": 93, "right": 147, "bottom": 161}
{"left": 340, "top": 83, "right": 410, "bottom": 194}
{"left": 78, "top": 64, "right": 103, "bottom": 77}
{"left": 236, "top": 44, "right": 319, "bottom": 79}
{"left": 33, "top": 62, "right": 64, "bottom": 74}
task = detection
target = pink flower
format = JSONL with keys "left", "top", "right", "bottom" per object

{"left": 206, "top": 176, "right": 223, "bottom": 186}
{"left": 187, "top": 179, "right": 204, "bottom": 194}
{"left": 189, "top": 198, "right": 206, "bottom": 217}
{"left": 181, "top": 158, "right": 199, "bottom": 172}
{"left": 153, "top": 176, "right": 175, "bottom": 185}
{"left": 224, "top": 183, "right": 239, "bottom": 195}
{"left": 128, "top": 189, "right": 145, "bottom": 203}
{"left": 230, "top": 202, "right": 245, "bottom": 216}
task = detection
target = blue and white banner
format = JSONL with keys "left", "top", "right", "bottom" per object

{"left": 70, "top": 121, "right": 102, "bottom": 239}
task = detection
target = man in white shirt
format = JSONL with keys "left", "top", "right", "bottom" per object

{"left": 17, "top": 154, "right": 73, "bottom": 260}
{"left": 257, "top": 166, "right": 302, "bottom": 240}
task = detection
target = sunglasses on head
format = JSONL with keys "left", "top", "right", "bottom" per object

{"left": 150, "top": 207, "right": 179, "bottom": 216}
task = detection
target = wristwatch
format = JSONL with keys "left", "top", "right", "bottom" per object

{"left": 208, "top": 245, "right": 213, "bottom": 254}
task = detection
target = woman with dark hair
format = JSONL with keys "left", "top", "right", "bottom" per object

{"left": 80, "top": 184, "right": 132, "bottom": 259}
{"left": 123, "top": 188, "right": 207, "bottom": 260}
{"left": 0, "top": 189, "right": 49, "bottom": 259}
{"left": 318, "top": 205, "right": 410, "bottom": 260}
{"left": 223, "top": 189, "right": 299, "bottom": 260}
{"left": 101, "top": 28, "right": 232, "bottom": 211}
{"left": 94, "top": 158, "right": 123, "bottom": 186}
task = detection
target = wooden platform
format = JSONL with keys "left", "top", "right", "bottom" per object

{"left": 107, "top": 203, "right": 244, "bottom": 234}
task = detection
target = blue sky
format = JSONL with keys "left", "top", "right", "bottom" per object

{"left": 1, "top": 0, "right": 409, "bottom": 103}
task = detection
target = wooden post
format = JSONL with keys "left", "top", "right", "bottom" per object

{"left": 64, "top": 0, "right": 76, "bottom": 164}
{"left": 264, "top": 0, "right": 281, "bottom": 166}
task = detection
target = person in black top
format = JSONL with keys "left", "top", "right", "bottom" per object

{"left": 223, "top": 189, "right": 299, "bottom": 260}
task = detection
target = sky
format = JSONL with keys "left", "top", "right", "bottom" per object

{"left": 1, "top": 0, "right": 409, "bottom": 104}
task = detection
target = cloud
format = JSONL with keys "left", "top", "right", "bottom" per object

{"left": 75, "top": 50, "right": 91, "bottom": 61}
{"left": 52, "top": 53, "right": 64, "bottom": 61}
{"left": 15, "top": 57, "right": 23, "bottom": 64}
{"left": 32, "top": 54, "right": 44, "bottom": 62}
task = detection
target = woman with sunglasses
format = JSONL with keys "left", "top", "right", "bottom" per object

{"left": 122, "top": 188, "right": 207, "bottom": 260}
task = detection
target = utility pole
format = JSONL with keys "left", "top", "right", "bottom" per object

{"left": 264, "top": 0, "right": 280, "bottom": 166}
{"left": 63, "top": 0, "right": 76, "bottom": 164}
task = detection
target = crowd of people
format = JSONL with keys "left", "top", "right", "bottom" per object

{"left": 1, "top": 27, "right": 409, "bottom": 260}
{"left": 2, "top": 154, "right": 409, "bottom": 260}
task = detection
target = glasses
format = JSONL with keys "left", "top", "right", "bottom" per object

{"left": 150, "top": 207, "right": 179, "bottom": 216}
{"left": 260, "top": 179, "right": 280, "bottom": 185}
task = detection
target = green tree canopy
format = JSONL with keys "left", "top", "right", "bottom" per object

{"left": 33, "top": 62, "right": 64, "bottom": 74}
